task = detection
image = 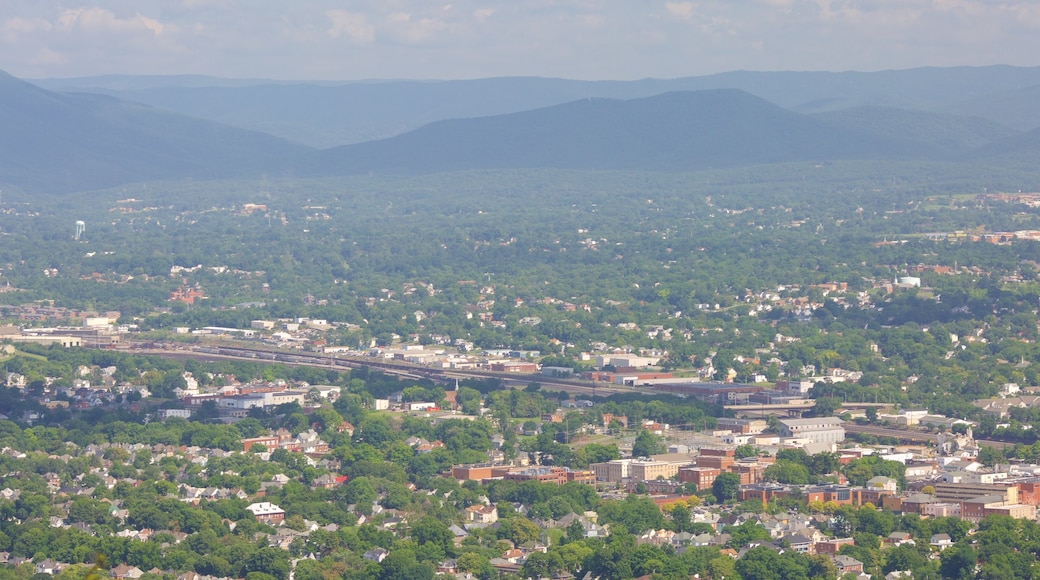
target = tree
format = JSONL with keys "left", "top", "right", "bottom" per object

{"left": 456, "top": 553, "right": 493, "bottom": 579}
{"left": 708, "top": 556, "right": 737, "bottom": 580}
{"left": 727, "top": 520, "right": 772, "bottom": 548}
{"left": 809, "top": 452, "right": 840, "bottom": 476}
{"left": 378, "top": 549, "right": 433, "bottom": 580}
{"left": 456, "top": 387, "right": 483, "bottom": 415}
{"left": 243, "top": 548, "right": 291, "bottom": 580}
{"left": 520, "top": 551, "right": 564, "bottom": 579}
{"left": 978, "top": 445, "right": 1004, "bottom": 467}
{"left": 586, "top": 535, "right": 637, "bottom": 580}
{"left": 632, "top": 430, "right": 665, "bottom": 458}
{"left": 410, "top": 517, "right": 452, "bottom": 555}
{"left": 582, "top": 443, "right": 621, "bottom": 464}
{"left": 881, "top": 543, "right": 929, "bottom": 575}
{"left": 811, "top": 396, "right": 842, "bottom": 417}
{"left": 939, "top": 543, "right": 976, "bottom": 580}
{"left": 763, "top": 460, "right": 811, "bottom": 484}
{"left": 734, "top": 444, "right": 758, "bottom": 459}
{"left": 734, "top": 545, "right": 810, "bottom": 580}
{"left": 865, "top": 406, "right": 878, "bottom": 423}
{"left": 498, "top": 517, "right": 541, "bottom": 546}
{"left": 597, "top": 495, "right": 667, "bottom": 534}
{"left": 712, "top": 472, "right": 741, "bottom": 503}
{"left": 342, "top": 477, "right": 377, "bottom": 515}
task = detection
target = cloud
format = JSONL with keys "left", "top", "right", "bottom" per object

{"left": 30, "top": 46, "right": 67, "bottom": 66}
{"left": 2, "top": 16, "right": 53, "bottom": 35}
{"left": 56, "top": 7, "right": 166, "bottom": 36}
{"left": 663, "top": 2, "right": 734, "bottom": 35}
{"left": 664, "top": 2, "right": 696, "bottom": 20}
{"left": 1, "top": 0, "right": 1039, "bottom": 81}
{"left": 326, "top": 9, "right": 375, "bottom": 44}
{"left": 385, "top": 11, "right": 449, "bottom": 44}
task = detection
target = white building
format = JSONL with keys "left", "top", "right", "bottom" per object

{"left": 220, "top": 394, "right": 268, "bottom": 410}
{"left": 245, "top": 502, "right": 285, "bottom": 524}
{"left": 777, "top": 417, "right": 845, "bottom": 445}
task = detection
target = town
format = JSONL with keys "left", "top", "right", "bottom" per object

{"left": 0, "top": 330, "right": 1038, "bottom": 580}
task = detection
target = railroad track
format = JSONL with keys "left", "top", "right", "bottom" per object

{"left": 131, "top": 342, "right": 635, "bottom": 397}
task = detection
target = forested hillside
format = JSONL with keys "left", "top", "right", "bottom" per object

{"left": 0, "top": 71, "right": 309, "bottom": 193}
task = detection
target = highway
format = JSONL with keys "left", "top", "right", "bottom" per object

{"left": 844, "top": 423, "right": 1015, "bottom": 450}
{"left": 845, "top": 423, "right": 940, "bottom": 444}
{"left": 112, "top": 342, "right": 1027, "bottom": 450}
{"left": 131, "top": 342, "right": 638, "bottom": 399}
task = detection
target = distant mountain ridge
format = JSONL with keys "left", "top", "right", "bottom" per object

{"left": 33, "top": 65, "right": 1040, "bottom": 148}
{"left": 3, "top": 68, "right": 1039, "bottom": 194}
{"left": 812, "top": 106, "right": 1015, "bottom": 157}
{"left": 294, "top": 90, "right": 927, "bottom": 176}
{"left": 0, "top": 70, "right": 310, "bottom": 193}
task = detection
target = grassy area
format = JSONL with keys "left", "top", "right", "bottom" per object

{"left": 0, "top": 345, "right": 48, "bottom": 362}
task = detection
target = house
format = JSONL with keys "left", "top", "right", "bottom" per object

{"left": 500, "top": 548, "right": 525, "bottom": 563}
{"left": 865, "top": 476, "right": 898, "bottom": 493}
{"left": 465, "top": 504, "right": 499, "bottom": 524}
{"left": 832, "top": 555, "right": 864, "bottom": 575}
{"left": 310, "top": 474, "right": 342, "bottom": 490}
{"left": 109, "top": 564, "right": 145, "bottom": 579}
{"left": 449, "top": 524, "right": 469, "bottom": 545}
{"left": 785, "top": 532, "right": 816, "bottom": 554}
{"left": 245, "top": 502, "right": 285, "bottom": 525}
{"left": 363, "top": 548, "right": 389, "bottom": 563}
{"left": 886, "top": 531, "right": 915, "bottom": 546}
{"left": 35, "top": 559, "right": 64, "bottom": 575}
{"left": 435, "top": 559, "right": 458, "bottom": 574}
{"left": 930, "top": 533, "right": 954, "bottom": 550}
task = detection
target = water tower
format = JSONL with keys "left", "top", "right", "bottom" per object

{"left": 74, "top": 220, "right": 85, "bottom": 240}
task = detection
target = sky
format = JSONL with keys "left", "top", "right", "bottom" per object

{"left": 1, "top": 0, "right": 1038, "bottom": 81}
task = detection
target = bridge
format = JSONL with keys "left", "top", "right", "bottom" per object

{"left": 724, "top": 400, "right": 890, "bottom": 417}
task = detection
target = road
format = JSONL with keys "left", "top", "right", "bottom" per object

{"left": 132, "top": 342, "right": 638, "bottom": 399}
{"left": 845, "top": 423, "right": 1016, "bottom": 450}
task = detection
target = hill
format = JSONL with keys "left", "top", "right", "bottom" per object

{"left": 963, "top": 126, "right": 1040, "bottom": 166}
{"left": 813, "top": 106, "right": 1014, "bottom": 157}
{"left": 940, "top": 84, "right": 1040, "bottom": 131}
{"left": 293, "top": 90, "right": 929, "bottom": 176}
{"left": 33, "top": 66, "right": 1040, "bottom": 148}
{"left": 0, "top": 70, "right": 310, "bottom": 194}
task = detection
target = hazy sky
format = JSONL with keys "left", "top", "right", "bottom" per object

{"left": 1, "top": 0, "right": 1038, "bottom": 80}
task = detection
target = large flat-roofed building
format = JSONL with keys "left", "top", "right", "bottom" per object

{"left": 591, "top": 459, "right": 633, "bottom": 483}
{"left": 630, "top": 458, "right": 683, "bottom": 482}
{"left": 716, "top": 417, "right": 768, "bottom": 434}
{"left": 984, "top": 503, "right": 1036, "bottom": 520}
{"left": 591, "top": 457, "right": 689, "bottom": 483}
{"left": 933, "top": 482, "right": 1017, "bottom": 503}
{"left": 451, "top": 464, "right": 498, "bottom": 481}
{"left": 649, "top": 382, "right": 764, "bottom": 404}
{"left": 502, "top": 466, "right": 595, "bottom": 486}
{"left": 220, "top": 394, "right": 268, "bottom": 410}
{"left": 219, "top": 390, "right": 307, "bottom": 411}
{"left": 777, "top": 417, "right": 845, "bottom": 445}
{"left": 678, "top": 467, "right": 720, "bottom": 490}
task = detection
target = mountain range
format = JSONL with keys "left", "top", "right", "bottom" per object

{"left": 35, "top": 66, "right": 1040, "bottom": 148}
{"left": 2, "top": 66, "right": 1039, "bottom": 194}
{"left": 0, "top": 70, "right": 307, "bottom": 194}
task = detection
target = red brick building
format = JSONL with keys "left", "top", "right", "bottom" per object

{"left": 678, "top": 467, "right": 721, "bottom": 490}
